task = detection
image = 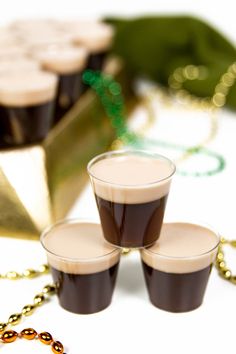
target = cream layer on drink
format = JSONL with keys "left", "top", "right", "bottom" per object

{"left": 141, "top": 222, "right": 219, "bottom": 273}
{"left": 89, "top": 153, "right": 174, "bottom": 204}
{"left": 42, "top": 221, "right": 120, "bottom": 274}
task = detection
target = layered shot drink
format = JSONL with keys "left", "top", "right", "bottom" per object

{"left": 0, "top": 70, "right": 57, "bottom": 147}
{"left": 88, "top": 150, "right": 175, "bottom": 248}
{"left": 32, "top": 44, "right": 88, "bottom": 122}
{"left": 141, "top": 222, "right": 220, "bottom": 312}
{"left": 71, "top": 21, "right": 114, "bottom": 71}
{"left": 41, "top": 220, "right": 121, "bottom": 314}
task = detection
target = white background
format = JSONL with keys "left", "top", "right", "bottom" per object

{"left": 0, "top": 0, "right": 236, "bottom": 43}
{"left": 0, "top": 1, "right": 236, "bottom": 353}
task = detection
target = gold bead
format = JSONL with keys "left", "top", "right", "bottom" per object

{"left": 200, "top": 98, "right": 212, "bottom": 111}
{"left": 22, "top": 268, "right": 38, "bottom": 278}
{"left": 20, "top": 328, "right": 37, "bottom": 340}
{"left": 221, "top": 268, "right": 231, "bottom": 279}
{"left": 52, "top": 341, "right": 64, "bottom": 353}
{"left": 168, "top": 78, "right": 181, "bottom": 89}
{"left": 22, "top": 304, "right": 35, "bottom": 316}
{"left": 1, "top": 330, "right": 18, "bottom": 343}
{"left": 175, "top": 89, "right": 187, "bottom": 99}
{"left": 183, "top": 65, "right": 199, "bottom": 80}
{"left": 39, "top": 264, "right": 49, "bottom": 274}
{"left": 173, "top": 71, "right": 185, "bottom": 83}
{"left": 0, "top": 323, "right": 8, "bottom": 333}
{"left": 217, "top": 252, "right": 224, "bottom": 262}
{"left": 43, "top": 284, "right": 56, "bottom": 295}
{"left": 38, "top": 332, "right": 53, "bottom": 345}
{"left": 6, "top": 271, "right": 21, "bottom": 280}
{"left": 222, "top": 72, "right": 235, "bottom": 87}
{"left": 8, "top": 313, "right": 22, "bottom": 325}
{"left": 172, "top": 67, "right": 186, "bottom": 83}
{"left": 34, "top": 293, "right": 45, "bottom": 306}
{"left": 216, "top": 261, "right": 226, "bottom": 270}
{"left": 122, "top": 248, "right": 131, "bottom": 255}
{"left": 212, "top": 93, "right": 226, "bottom": 107}
{"left": 214, "top": 83, "right": 229, "bottom": 95}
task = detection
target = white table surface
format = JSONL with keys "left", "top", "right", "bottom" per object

{"left": 1, "top": 2, "right": 236, "bottom": 353}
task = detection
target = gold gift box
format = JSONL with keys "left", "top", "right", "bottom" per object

{"left": 0, "top": 58, "right": 136, "bottom": 239}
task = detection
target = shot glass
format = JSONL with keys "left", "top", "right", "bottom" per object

{"left": 72, "top": 21, "right": 114, "bottom": 71}
{"left": 141, "top": 221, "right": 220, "bottom": 312}
{"left": 88, "top": 150, "right": 175, "bottom": 248}
{"left": 0, "top": 70, "right": 57, "bottom": 147}
{"left": 41, "top": 219, "right": 121, "bottom": 314}
{"left": 32, "top": 44, "right": 88, "bottom": 123}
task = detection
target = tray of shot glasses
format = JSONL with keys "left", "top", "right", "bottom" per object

{"left": 0, "top": 19, "right": 136, "bottom": 239}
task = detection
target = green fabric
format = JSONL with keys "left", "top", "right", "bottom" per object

{"left": 106, "top": 16, "right": 236, "bottom": 110}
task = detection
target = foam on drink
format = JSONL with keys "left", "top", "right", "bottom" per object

{"left": 88, "top": 152, "right": 175, "bottom": 204}
{"left": 42, "top": 221, "right": 120, "bottom": 274}
{"left": 0, "top": 70, "right": 58, "bottom": 107}
{"left": 141, "top": 222, "right": 220, "bottom": 273}
{"left": 0, "top": 58, "right": 40, "bottom": 76}
{"left": 32, "top": 44, "right": 88, "bottom": 74}
{"left": 67, "top": 21, "right": 114, "bottom": 53}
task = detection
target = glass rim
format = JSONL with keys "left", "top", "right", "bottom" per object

{"left": 141, "top": 221, "right": 220, "bottom": 260}
{"left": 40, "top": 218, "right": 121, "bottom": 263}
{"left": 87, "top": 149, "right": 176, "bottom": 187}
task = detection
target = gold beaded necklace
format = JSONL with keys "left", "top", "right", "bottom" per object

{"left": 0, "top": 247, "right": 132, "bottom": 333}
{"left": 215, "top": 238, "right": 236, "bottom": 284}
{"left": 0, "top": 328, "right": 65, "bottom": 353}
{"left": 0, "top": 283, "right": 55, "bottom": 333}
{"left": 0, "top": 263, "right": 49, "bottom": 280}
{"left": 0, "top": 263, "right": 55, "bottom": 332}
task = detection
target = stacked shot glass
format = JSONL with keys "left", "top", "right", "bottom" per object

{"left": 41, "top": 150, "right": 220, "bottom": 314}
